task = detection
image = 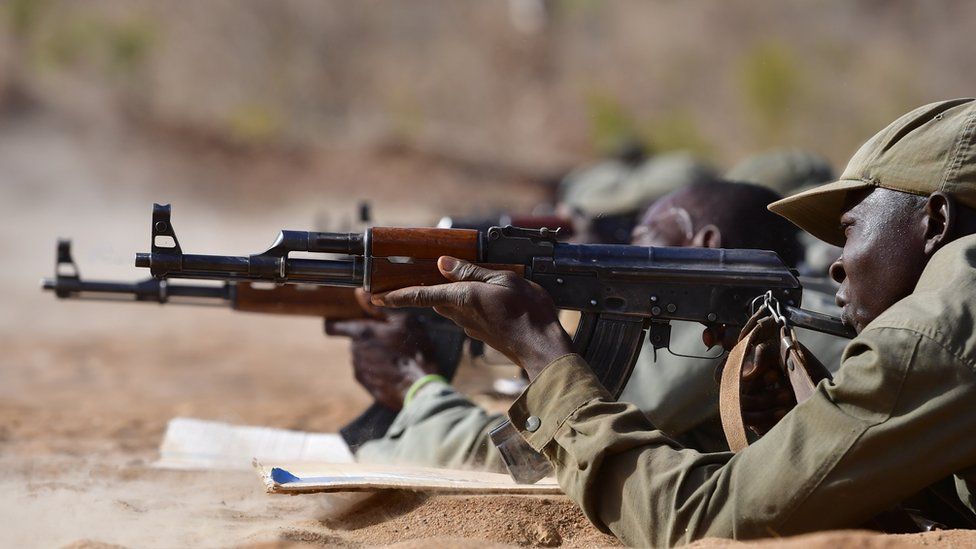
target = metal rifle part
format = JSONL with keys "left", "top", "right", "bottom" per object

{"left": 438, "top": 213, "right": 575, "bottom": 238}
{"left": 135, "top": 204, "right": 856, "bottom": 482}
{"left": 135, "top": 204, "right": 365, "bottom": 285}
{"left": 44, "top": 239, "right": 230, "bottom": 304}
{"left": 45, "top": 238, "right": 468, "bottom": 450}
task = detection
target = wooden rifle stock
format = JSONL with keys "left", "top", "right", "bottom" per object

{"left": 370, "top": 227, "right": 480, "bottom": 260}
{"left": 233, "top": 283, "right": 369, "bottom": 319}
{"left": 367, "top": 228, "right": 525, "bottom": 293}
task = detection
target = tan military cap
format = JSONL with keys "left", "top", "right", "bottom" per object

{"left": 726, "top": 148, "right": 834, "bottom": 194}
{"left": 769, "top": 98, "right": 976, "bottom": 246}
{"left": 560, "top": 152, "right": 715, "bottom": 217}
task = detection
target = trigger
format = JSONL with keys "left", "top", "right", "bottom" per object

{"left": 647, "top": 322, "right": 671, "bottom": 351}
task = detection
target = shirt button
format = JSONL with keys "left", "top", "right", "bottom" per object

{"left": 525, "top": 416, "right": 541, "bottom": 432}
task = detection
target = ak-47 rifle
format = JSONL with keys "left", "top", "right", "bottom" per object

{"left": 135, "top": 203, "right": 855, "bottom": 482}
{"left": 42, "top": 239, "right": 469, "bottom": 451}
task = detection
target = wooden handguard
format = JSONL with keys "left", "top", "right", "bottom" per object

{"left": 370, "top": 227, "right": 479, "bottom": 261}
{"left": 368, "top": 259, "right": 525, "bottom": 294}
{"left": 367, "top": 227, "right": 524, "bottom": 293}
{"left": 233, "top": 282, "right": 368, "bottom": 319}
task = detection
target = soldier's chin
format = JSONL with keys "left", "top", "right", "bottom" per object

{"left": 841, "top": 310, "right": 863, "bottom": 334}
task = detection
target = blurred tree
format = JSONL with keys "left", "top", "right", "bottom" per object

{"left": 737, "top": 41, "right": 802, "bottom": 147}
{"left": 1, "top": 0, "right": 47, "bottom": 111}
{"left": 584, "top": 90, "right": 645, "bottom": 156}
{"left": 226, "top": 102, "right": 283, "bottom": 146}
{"left": 648, "top": 110, "right": 714, "bottom": 159}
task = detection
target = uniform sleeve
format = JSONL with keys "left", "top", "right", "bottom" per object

{"left": 356, "top": 380, "right": 508, "bottom": 473}
{"left": 508, "top": 326, "right": 976, "bottom": 546}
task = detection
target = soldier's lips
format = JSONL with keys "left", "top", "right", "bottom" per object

{"left": 836, "top": 295, "right": 856, "bottom": 331}
{"left": 839, "top": 308, "right": 863, "bottom": 334}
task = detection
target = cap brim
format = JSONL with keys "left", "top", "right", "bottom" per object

{"left": 768, "top": 179, "right": 873, "bottom": 247}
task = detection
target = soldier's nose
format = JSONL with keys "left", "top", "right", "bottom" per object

{"left": 828, "top": 256, "right": 846, "bottom": 285}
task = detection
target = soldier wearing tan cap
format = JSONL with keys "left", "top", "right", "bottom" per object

{"left": 375, "top": 98, "right": 976, "bottom": 544}
{"left": 339, "top": 179, "right": 824, "bottom": 472}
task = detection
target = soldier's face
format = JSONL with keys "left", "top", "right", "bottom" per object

{"left": 829, "top": 188, "right": 928, "bottom": 332}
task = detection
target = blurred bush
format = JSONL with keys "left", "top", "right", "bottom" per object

{"left": 738, "top": 41, "right": 802, "bottom": 147}
{"left": 1, "top": 0, "right": 974, "bottom": 171}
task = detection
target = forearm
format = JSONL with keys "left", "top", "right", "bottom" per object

{"left": 508, "top": 355, "right": 743, "bottom": 545}
{"left": 505, "top": 354, "right": 880, "bottom": 546}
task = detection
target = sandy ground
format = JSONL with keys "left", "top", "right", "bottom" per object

{"left": 2, "top": 108, "right": 975, "bottom": 548}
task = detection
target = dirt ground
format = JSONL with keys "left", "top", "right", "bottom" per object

{"left": 2, "top": 108, "right": 975, "bottom": 548}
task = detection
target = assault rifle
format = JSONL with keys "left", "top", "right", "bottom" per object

{"left": 42, "top": 239, "right": 469, "bottom": 451}
{"left": 135, "top": 203, "right": 855, "bottom": 482}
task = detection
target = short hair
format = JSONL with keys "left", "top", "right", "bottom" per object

{"left": 671, "top": 179, "right": 804, "bottom": 267}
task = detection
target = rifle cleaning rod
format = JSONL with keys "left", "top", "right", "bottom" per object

{"left": 41, "top": 277, "right": 231, "bottom": 300}
{"left": 134, "top": 252, "right": 363, "bottom": 285}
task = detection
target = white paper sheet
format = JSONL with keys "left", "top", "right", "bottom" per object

{"left": 154, "top": 417, "right": 355, "bottom": 471}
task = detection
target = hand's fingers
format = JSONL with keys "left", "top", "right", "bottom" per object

{"left": 438, "top": 256, "right": 510, "bottom": 284}
{"left": 373, "top": 283, "right": 465, "bottom": 309}
{"left": 325, "top": 319, "right": 374, "bottom": 339}
{"left": 702, "top": 324, "right": 739, "bottom": 351}
{"left": 431, "top": 305, "right": 466, "bottom": 324}
{"left": 762, "top": 367, "right": 783, "bottom": 385}
{"left": 702, "top": 326, "right": 722, "bottom": 349}
{"left": 741, "top": 358, "right": 760, "bottom": 379}
{"left": 354, "top": 288, "right": 386, "bottom": 319}
{"left": 742, "top": 342, "right": 781, "bottom": 380}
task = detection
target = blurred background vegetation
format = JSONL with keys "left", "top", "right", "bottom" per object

{"left": 2, "top": 0, "right": 974, "bottom": 180}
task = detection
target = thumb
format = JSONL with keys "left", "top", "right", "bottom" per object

{"left": 438, "top": 256, "right": 507, "bottom": 283}
{"left": 354, "top": 288, "right": 386, "bottom": 319}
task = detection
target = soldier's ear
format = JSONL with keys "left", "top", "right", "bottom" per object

{"left": 692, "top": 224, "right": 722, "bottom": 249}
{"left": 923, "top": 192, "right": 954, "bottom": 256}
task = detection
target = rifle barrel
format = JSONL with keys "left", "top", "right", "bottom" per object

{"left": 784, "top": 305, "right": 856, "bottom": 339}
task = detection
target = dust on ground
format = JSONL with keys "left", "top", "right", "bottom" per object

{"left": 2, "top": 107, "right": 975, "bottom": 548}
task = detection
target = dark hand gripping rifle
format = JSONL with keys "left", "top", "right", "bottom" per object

{"left": 135, "top": 204, "right": 855, "bottom": 482}
{"left": 42, "top": 238, "right": 468, "bottom": 451}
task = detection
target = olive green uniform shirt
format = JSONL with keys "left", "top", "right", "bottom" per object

{"left": 507, "top": 235, "right": 976, "bottom": 546}
{"left": 356, "top": 323, "right": 729, "bottom": 471}
{"left": 358, "top": 291, "right": 846, "bottom": 470}
{"left": 356, "top": 380, "right": 509, "bottom": 471}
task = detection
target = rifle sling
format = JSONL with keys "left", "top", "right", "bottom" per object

{"left": 718, "top": 313, "right": 976, "bottom": 532}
